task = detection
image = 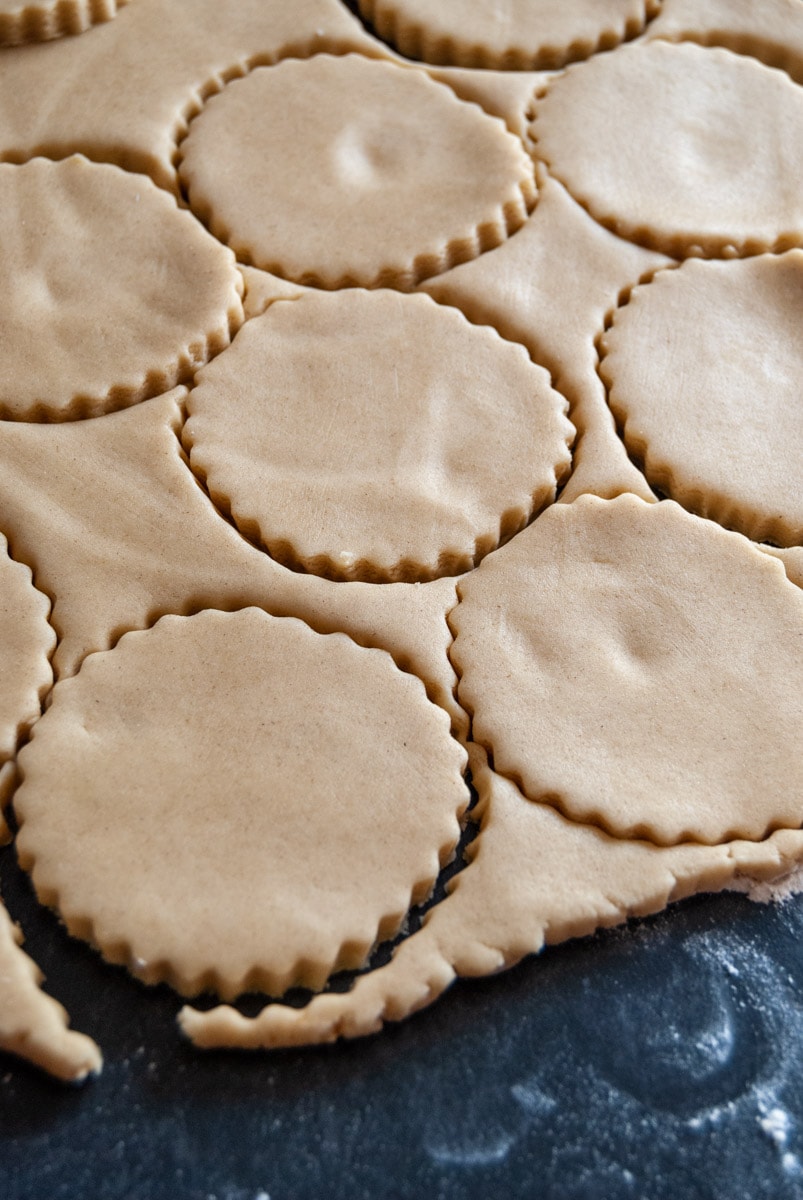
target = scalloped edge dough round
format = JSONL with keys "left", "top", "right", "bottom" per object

{"left": 358, "top": 0, "right": 657, "bottom": 70}
{"left": 531, "top": 41, "right": 803, "bottom": 257}
{"left": 184, "top": 290, "right": 574, "bottom": 582}
{"left": 0, "top": 156, "right": 243, "bottom": 421}
{"left": 178, "top": 54, "right": 536, "bottom": 290}
{"left": 451, "top": 495, "right": 803, "bottom": 847}
{"left": 0, "top": 532, "right": 54, "bottom": 765}
{"left": 0, "top": 0, "right": 126, "bottom": 47}
{"left": 599, "top": 254, "right": 803, "bottom": 547}
{"left": 14, "top": 609, "right": 469, "bottom": 1000}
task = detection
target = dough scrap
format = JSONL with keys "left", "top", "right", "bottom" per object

{"left": 421, "top": 169, "right": 670, "bottom": 503}
{"left": 185, "top": 290, "right": 574, "bottom": 582}
{"left": 178, "top": 54, "right": 536, "bottom": 290}
{"left": 0, "top": 898, "right": 101, "bottom": 1081}
{"left": 180, "top": 753, "right": 803, "bottom": 1049}
{"left": 0, "top": 157, "right": 243, "bottom": 421}
{"left": 0, "top": 0, "right": 124, "bottom": 47}
{"left": 0, "top": 0, "right": 381, "bottom": 191}
{"left": 531, "top": 41, "right": 803, "bottom": 257}
{"left": 14, "top": 609, "right": 469, "bottom": 998}
{"left": 0, "top": 392, "right": 466, "bottom": 736}
{"left": 451, "top": 495, "right": 803, "bottom": 846}
{"left": 599, "top": 254, "right": 803, "bottom": 547}
{"left": 357, "top": 0, "right": 655, "bottom": 70}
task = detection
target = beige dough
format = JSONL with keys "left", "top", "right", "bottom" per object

{"left": 531, "top": 41, "right": 803, "bottom": 257}
{"left": 181, "top": 753, "right": 803, "bottom": 1049}
{"left": 15, "top": 609, "right": 469, "bottom": 997}
{"left": 0, "top": 898, "right": 101, "bottom": 1081}
{"left": 0, "top": 0, "right": 124, "bottom": 46}
{"left": 422, "top": 167, "right": 669, "bottom": 503}
{"left": 0, "top": 157, "right": 243, "bottom": 421}
{"left": 0, "top": 0, "right": 381, "bottom": 191}
{"left": 178, "top": 54, "right": 536, "bottom": 290}
{"left": 358, "top": 0, "right": 656, "bottom": 70}
{"left": 451, "top": 495, "right": 803, "bottom": 846}
{"left": 185, "top": 290, "right": 573, "bottom": 582}
{"left": 0, "top": 532, "right": 54, "bottom": 841}
{"left": 599, "top": 254, "right": 803, "bottom": 547}
{"left": 0, "top": 392, "right": 465, "bottom": 737}
{"left": 647, "top": 0, "right": 803, "bottom": 86}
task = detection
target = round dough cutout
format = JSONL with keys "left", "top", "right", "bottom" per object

{"left": 0, "top": 157, "right": 243, "bottom": 421}
{"left": 178, "top": 54, "right": 536, "bottom": 290}
{"left": 599, "top": 254, "right": 803, "bottom": 547}
{"left": 184, "top": 290, "right": 574, "bottom": 582}
{"left": 14, "top": 609, "right": 469, "bottom": 998}
{"left": 451, "top": 496, "right": 803, "bottom": 846}
{"left": 0, "top": 0, "right": 125, "bottom": 46}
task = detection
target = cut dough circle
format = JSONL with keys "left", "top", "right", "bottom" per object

{"left": 178, "top": 54, "right": 536, "bottom": 290}
{"left": 531, "top": 41, "right": 803, "bottom": 257}
{"left": 0, "top": 156, "right": 243, "bottom": 421}
{"left": 451, "top": 495, "right": 803, "bottom": 847}
{"left": 185, "top": 290, "right": 574, "bottom": 582}
{"left": 14, "top": 609, "right": 469, "bottom": 999}
{"left": 357, "top": 0, "right": 654, "bottom": 70}
{"left": 599, "top": 254, "right": 803, "bottom": 547}
{"left": 0, "top": 533, "right": 54, "bottom": 765}
{"left": 0, "top": 0, "right": 125, "bottom": 47}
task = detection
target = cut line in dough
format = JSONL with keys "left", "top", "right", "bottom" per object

{"left": 0, "top": 0, "right": 125, "bottom": 47}
{"left": 356, "top": 0, "right": 658, "bottom": 71}
{"left": 178, "top": 54, "right": 536, "bottom": 290}
{"left": 184, "top": 290, "right": 574, "bottom": 582}
{"left": 0, "top": 156, "right": 243, "bottom": 421}
{"left": 450, "top": 495, "right": 803, "bottom": 847}
{"left": 599, "top": 253, "right": 803, "bottom": 547}
{"left": 14, "top": 608, "right": 469, "bottom": 999}
{"left": 530, "top": 41, "right": 803, "bottom": 258}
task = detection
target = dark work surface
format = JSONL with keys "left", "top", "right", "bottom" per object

{"left": 3, "top": 837, "right": 803, "bottom": 1200}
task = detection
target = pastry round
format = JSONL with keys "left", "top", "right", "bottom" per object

{"left": 14, "top": 609, "right": 469, "bottom": 998}
{"left": 0, "top": 0, "right": 125, "bottom": 47}
{"left": 357, "top": 0, "right": 654, "bottom": 70}
{"left": 451, "top": 496, "right": 803, "bottom": 846}
{"left": 0, "top": 157, "right": 243, "bottom": 421}
{"left": 178, "top": 54, "right": 536, "bottom": 290}
{"left": 599, "top": 254, "right": 803, "bottom": 546}
{"left": 185, "top": 290, "right": 574, "bottom": 582}
{"left": 531, "top": 41, "right": 803, "bottom": 257}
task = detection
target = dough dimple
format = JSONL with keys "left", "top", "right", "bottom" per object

{"left": 178, "top": 54, "right": 536, "bottom": 290}
{"left": 451, "top": 496, "right": 803, "bottom": 847}
{"left": 599, "top": 254, "right": 803, "bottom": 547}
{"left": 531, "top": 41, "right": 803, "bottom": 257}
{"left": 358, "top": 0, "right": 654, "bottom": 70}
{"left": 0, "top": 0, "right": 125, "bottom": 47}
{"left": 14, "top": 609, "right": 469, "bottom": 999}
{"left": 0, "top": 157, "right": 243, "bottom": 421}
{"left": 184, "top": 290, "right": 574, "bottom": 582}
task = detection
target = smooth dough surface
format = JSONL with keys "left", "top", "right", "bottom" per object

{"left": 531, "top": 41, "right": 803, "bottom": 256}
{"left": 599, "top": 254, "right": 803, "bottom": 546}
{"left": 451, "top": 496, "right": 803, "bottom": 846}
{"left": 357, "top": 0, "right": 654, "bottom": 69}
{"left": 0, "top": 157, "right": 243, "bottom": 420}
{"left": 15, "top": 609, "right": 469, "bottom": 998}
{"left": 178, "top": 54, "right": 536, "bottom": 289}
{"left": 185, "top": 290, "right": 574, "bottom": 581}
{"left": 0, "top": 0, "right": 124, "bottom": 46}
{"left": 0, "top": 898, "right": 101, "bottom": 1081}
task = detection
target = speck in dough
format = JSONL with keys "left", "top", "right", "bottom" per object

{"left": 178, "top": 54, "right": 536, "bottom": 289}
{"left": 185, "top": 290, "right": 574, "bottom": 581}
{"left": 0, "top": 157, "right": 243, "bottom": 421}
{"left": 531, "top": 41, "right": 803, "bottom": 256}
{"left": 599, "top": 254, "right": 803, "bottom": 546}
{"left": 14, "top": 609, "right": 469, "bottom": 999}
{"left": 451, "top": 496, "right": 803, "bottom": 847}
{"left": 358, "top": 0, "right": 655, "bottom": 70}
